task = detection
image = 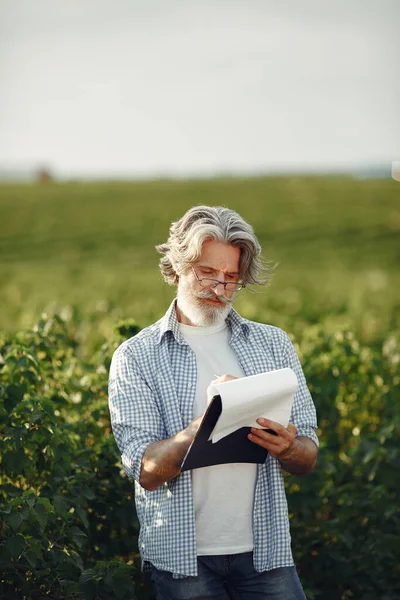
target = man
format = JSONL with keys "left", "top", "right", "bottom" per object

{"left": 108, "top": 205, "right": 319, "bottom": 599}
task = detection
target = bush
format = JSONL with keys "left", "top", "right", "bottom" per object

{"left": 1, "top": 312, "right": 399, "bottom": 599}
{"left": 0, "top": 314, "right": 152, "bottom": 599}
{"left": 290, "top": 329, "right": 400, "bottom": 599}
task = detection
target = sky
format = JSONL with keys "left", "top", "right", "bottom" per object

{"left": 0, "top": 0, "right": 399, "bottom": 178}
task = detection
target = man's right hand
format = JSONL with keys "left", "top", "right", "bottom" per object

{"left": 210, "top": 374, "right": 238, "bottom": 385}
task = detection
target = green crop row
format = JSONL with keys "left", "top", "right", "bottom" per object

{"left": 0, "top": 176, "right": 399, "bottom": 346}
{"left": 1, "top": 176, "right": 399, "bottom": 597}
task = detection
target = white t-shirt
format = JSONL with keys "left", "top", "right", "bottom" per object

{"left": 179, "top": 320, "right": 257, "bottom": 556}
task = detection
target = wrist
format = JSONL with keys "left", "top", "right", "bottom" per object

{"left": 278, "top": 436, "right": 302, "bottom": 464}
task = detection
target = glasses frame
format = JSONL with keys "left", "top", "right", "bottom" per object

{"left": 191, "top": 266, "right": 245, "bottom": 292}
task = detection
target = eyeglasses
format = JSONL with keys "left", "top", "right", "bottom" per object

{"left": 191, "top": 266, "right": 245, "bottom": 292}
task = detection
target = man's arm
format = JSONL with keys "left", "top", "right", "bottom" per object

{"left": 139, "top": 416, "right": 202, "bottom": 491}
{"left": 209, "top": 373, "right": 318, "bottom": 475}
{"left": 248, "top": 417, "right": 318, "bottom": 475}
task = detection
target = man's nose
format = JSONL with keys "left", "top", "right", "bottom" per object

{"left": 212, "top": 281, "right": 226, "bottom": 296}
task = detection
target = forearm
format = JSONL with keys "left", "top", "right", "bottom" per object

{"left": 278, "top": 436, "right": 318, "bottom": 476}
{"left": 139, "top": 417, "right": 201, "bottom": 491}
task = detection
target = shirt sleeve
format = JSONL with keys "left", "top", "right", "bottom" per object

{"left": 281, "top": 332, "right": 319, "bottom": 447}
{"left": 108, "top": 343, "right": 166, "bottom": 482}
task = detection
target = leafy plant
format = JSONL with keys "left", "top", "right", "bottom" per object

{"left": 1, "top": 311, "right": 399, "bottom": 599}
{"left": 0, "top": 314, "right": 147, "bottom": 599}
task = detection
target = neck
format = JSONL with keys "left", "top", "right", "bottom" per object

{"left": 175, "top": 302, "right": 196, "bottom": 326}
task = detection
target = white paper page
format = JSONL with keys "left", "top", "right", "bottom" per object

{"left": 206, "top": 368, "right": 298, "bottom": 443}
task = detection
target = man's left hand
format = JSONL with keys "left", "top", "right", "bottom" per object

{"left": 248, "top": 418, "right": 298, "bottom": 460}
{"left": 248, "top": 417, "right": 318, "bottom": 475}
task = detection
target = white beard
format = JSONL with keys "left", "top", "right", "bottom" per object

{"left": 176, "top": 279, "right": 232, "bottom": 327}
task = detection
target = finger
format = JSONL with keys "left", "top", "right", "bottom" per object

{"left": 250, "top": 427, "right": 282, "bottom": 445}
{"left": 248, "top": 429, "right": 285, "bottom": 453}
{"left": 249, "top": 428, "right": 295, "bottom": 456}
{"left": 256, "top": 418, "right": 297, "bottom": 440}
{"left": 248, "top": 431, "right": 273, "bottom": 450}
{"left": 213, "top": 374, "right": 237, "bottom": 383}
{"left": 222, "top": 374, "right": 237, "bottom": 381}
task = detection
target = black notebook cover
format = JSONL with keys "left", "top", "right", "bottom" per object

{"left": 181, "top": 395, "right": 275, "bottom": 472}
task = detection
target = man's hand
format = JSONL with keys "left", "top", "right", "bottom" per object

{"left": 248, "top": 418, "right": 298, "bottom": 459}
{"left": 211, "top": 378, "right": 317, "bottom": 475}
{"left": 248, "top": 418, "right": 318, "bottom": 476}
{"left": 210, "top": 374, "right": 238, "bottom": 385}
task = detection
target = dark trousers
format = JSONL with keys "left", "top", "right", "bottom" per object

{"left": 150, "top": 552, "right": 307, "bottom": 600}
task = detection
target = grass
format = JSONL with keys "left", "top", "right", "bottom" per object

{"left": 0, "top": 175, "right": 399, "bottom": 346}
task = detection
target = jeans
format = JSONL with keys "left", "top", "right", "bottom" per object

{"left": 150, "top": 552, "right": 307, "bottom": 600}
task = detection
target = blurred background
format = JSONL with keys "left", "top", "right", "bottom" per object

{"left": 1, "top": 0, "right": 399, "bottom": 179}
{"left": 1, "top": 3, "right": 400, "bottom": 599}
{"left": 0, "top": 0, "right": 399, "bottom": 345}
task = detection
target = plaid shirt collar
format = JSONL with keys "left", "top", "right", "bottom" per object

{"left": 157, "top": 299, "right": 249, "bottom": 345}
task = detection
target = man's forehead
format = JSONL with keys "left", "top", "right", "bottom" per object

{"left": 195, "top": 239, "right": 240, "bottom": 271}
{"left": 196, "top": 262, "right": 240, "bottom": 272}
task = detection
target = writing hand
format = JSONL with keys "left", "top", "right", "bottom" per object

{"left": 210, "top": 374, "right": 238, "bottom": 385}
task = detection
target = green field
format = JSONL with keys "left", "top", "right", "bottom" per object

{"left": 0, "top": 176, "right": 399, "bottom": 344}
{"left": 1, "top": 175, "right": 400, "bottom": 599}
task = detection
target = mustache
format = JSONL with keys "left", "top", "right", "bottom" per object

{"left": 196, "top": 290, "right": 234, "bottom": 305}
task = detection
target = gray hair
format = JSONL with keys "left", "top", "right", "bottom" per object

{"left": 156, "top": 205, "right": 274, "bottom": 287}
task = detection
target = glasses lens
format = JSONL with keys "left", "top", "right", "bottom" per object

{"left": 200, "top": 278, "right": 219, "bottom": 288}
{"left": 199, "top": 277, "right": 242, "bottom": 291}
{"left": 225, "top": 282, "right": 242, "bottom": 291}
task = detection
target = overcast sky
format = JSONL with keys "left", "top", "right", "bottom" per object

{"left": 0, "top": 0, "right": 399, "bottom": 177}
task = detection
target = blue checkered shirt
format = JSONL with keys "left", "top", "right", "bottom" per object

{"left": 108, "top": 300, "right": 319, "bottom": 577}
